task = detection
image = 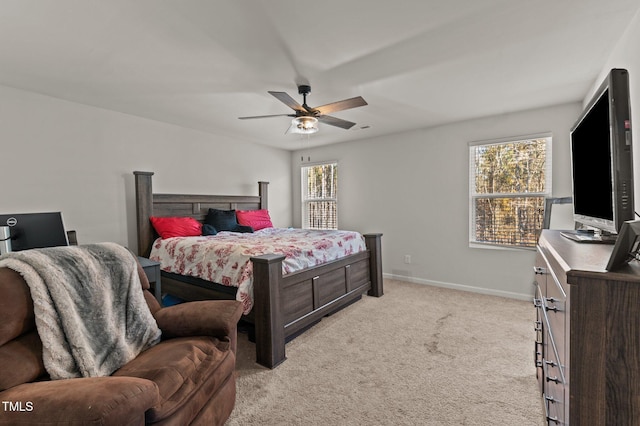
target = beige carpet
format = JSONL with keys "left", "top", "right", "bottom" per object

{"left": 227, "top": 279, "right": 543, "bottom": 425}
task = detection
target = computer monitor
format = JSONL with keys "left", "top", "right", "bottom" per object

{"left": 0, "top": 212, "right": 69, "bottom": 252}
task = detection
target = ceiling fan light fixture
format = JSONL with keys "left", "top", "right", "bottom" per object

{"left": 290, "top": 116, "right": 319, "bottom": 134}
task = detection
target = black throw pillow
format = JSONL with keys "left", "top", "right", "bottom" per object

{"left": 205, "top": 208, "right": 237, "bottom": 231}
{"left": 202, "top": 223, "right": 218, "bottom": 236}
{"left": 204, "top": 209, "right": 254, "bottom": 233}
{"left": 234, "top": 224, "right": 254, "bottom": 234}
{"left": 205, "top": 209, "right": 239, "bottom": 231}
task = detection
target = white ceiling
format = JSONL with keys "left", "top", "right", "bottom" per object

{"left": 1, "top": 0, "right": 639, "bottom": 150}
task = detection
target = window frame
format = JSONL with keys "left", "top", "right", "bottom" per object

{"left": 468, "top": 133, "right": 552, "bottom": 250}
{"left": 301, "top": 161, "right": 339, "bottom": 230}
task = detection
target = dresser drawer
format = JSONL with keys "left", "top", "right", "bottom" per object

{"left": 544, "top": 388, "right": 566, "bottom": 425}
{"left": 534, "top": 283, "right": 545, "bottom": 391}
{"left": 543, "top": 327, "right": 566, "bottom": 425}
{"left": 543, "top": 326, "right": 565, "bottom": 385}
{"left": 534, "top": 252, "right": 548, "bottom": 294}
{"left": 544, "top": 271, "right": 566, "bottom": 366}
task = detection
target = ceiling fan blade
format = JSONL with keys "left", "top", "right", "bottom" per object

{"left": 238, "top": 114, "right": 295, "bottom": 120}
{"left": 314, "top": 96, "right": 368, "bottom": 115}
{"left": 268, "top": 91, "right": 305, "bottom": 111}
{"left": 317, "top": 115, "right": 357, "bottom": 130}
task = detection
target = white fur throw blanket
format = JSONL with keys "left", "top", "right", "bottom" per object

{"left": 0, "top": 242, "right": 161, "bottom": 379}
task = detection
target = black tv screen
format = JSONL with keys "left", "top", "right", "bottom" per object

{"left": 570, "top": 68, "right": 634, "bottom": 235}
{"left": 0, "top": 212, "right": 69, "bottom": 251}
{"left": 571, "top": 90, "right": 614, "bottom": 221}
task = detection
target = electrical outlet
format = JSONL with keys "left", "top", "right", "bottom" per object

{"left": 404, "top": 255, "right": 411, "bottom": 264}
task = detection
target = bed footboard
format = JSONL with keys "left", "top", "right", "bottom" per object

{"left": 365, "top": 233, "right": 383, "bottom": 297}
{"left": 250, "top": 233, "right": 383, "bottom": 369}
{"left": 251, "top": 254, "right": 286, "bottom": 368}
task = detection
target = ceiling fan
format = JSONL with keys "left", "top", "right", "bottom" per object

{"left": 239, "top": 85, "right": 367, "bottom": 134}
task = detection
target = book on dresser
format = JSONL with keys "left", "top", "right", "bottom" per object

{"left": 534, "top": 229, "right": 640, "bottom": 425}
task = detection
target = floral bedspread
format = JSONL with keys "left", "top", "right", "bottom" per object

{"left": 149, "top": 228, "right": 367, "bottom": 314}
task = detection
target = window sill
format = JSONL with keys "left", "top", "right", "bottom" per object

{"left": 469, "top": 242, "right": 536, "bottom": 252}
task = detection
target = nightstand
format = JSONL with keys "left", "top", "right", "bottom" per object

{"left": 137, "top": 256, "right": 162, "bottom": 305}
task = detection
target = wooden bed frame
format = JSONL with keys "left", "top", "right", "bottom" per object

{"left": 133, "top": 171, "right": 383, "bottom": 368}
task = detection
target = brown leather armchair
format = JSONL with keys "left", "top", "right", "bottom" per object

{"left": 0, "top": 257, "right": 242, "bottom": 425}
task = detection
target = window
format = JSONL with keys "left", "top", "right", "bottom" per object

{"left": 302, "top": 162, "right": 338, "bottom": 229}
{"left": 469, "top": 135, "right": 551, "bottom": 248}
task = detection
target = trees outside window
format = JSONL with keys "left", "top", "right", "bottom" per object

{"left": 302, "top": 162, "right": 338, "bottom": 229}
{"left": 469, "top": 136, "right": 551, "bottom": 248}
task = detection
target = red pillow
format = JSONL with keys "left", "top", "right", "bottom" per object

{"left": 150, "top": 216, "right": 202, "bottom": 239}
{"left": 236, "top": 209, "right": 273, "bottom": 231}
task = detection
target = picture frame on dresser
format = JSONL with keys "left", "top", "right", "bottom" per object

{"left": 606, "top": 219, "right": 640, "bottom": 271}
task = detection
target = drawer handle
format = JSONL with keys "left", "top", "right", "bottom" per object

{"left": 533, "top": 297, "right": 543, "bottom": 308}
{"left": 545, "top": 395, "right": 556, "bottom": 403}
{"left": 534, "top": 320, "right": 542, "bottom": 331}
{"left": 544, "top": 359, "right": 558, "bottom": 367}
{"left": 544, "top": 297, "right": 559, "bottom": 312}
{"left": 546, "top": 375, "right": 561, "bottom": 384}
{"left": 547, "top": 415, "right": 560, "bottom": 424}
{"left": 534, "top": 342, "right": 543, "bottom": 367}
{"left": 533, "top": 266, "right": 547, "bottom": 274}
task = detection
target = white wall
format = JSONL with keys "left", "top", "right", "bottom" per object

{"left": 0, "top": 85, "right": 292, "bottom": 253}
{"left": 291, "top": 103, "right": 581, "bottom": 299}
{"left": 587, "top": 9, "right": 640, "bottom": 212}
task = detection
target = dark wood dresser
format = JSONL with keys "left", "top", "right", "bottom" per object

{"left": 534, "top": 230, "right": 640, "bottom": 425}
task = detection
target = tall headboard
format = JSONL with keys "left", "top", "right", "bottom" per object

{"left": 133, "top": 171, "right": 269, "bottom": 257}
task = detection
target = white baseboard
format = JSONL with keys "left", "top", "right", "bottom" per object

{"left": 383, "top": 272, "right": 532, "bottom": 302}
